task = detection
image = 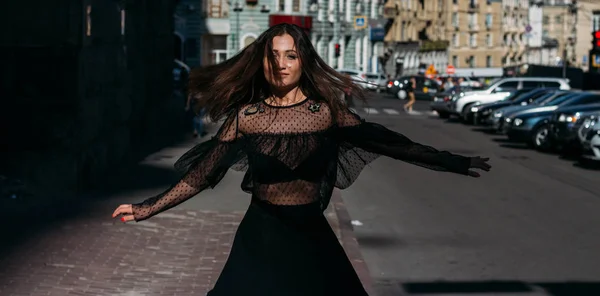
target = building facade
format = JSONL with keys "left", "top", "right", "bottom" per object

{"left": 311, "top": 0, "right": 387, "bottom": 73}
{"left": 501, "top": 0, "right": 529, "bottom": 66}
{"left": 526, "top": 1, "right": 559, "bottom": 66}
{"left": 3, "top": 0, "right": 181, "bottom": 197}
{"left": 446, "top": 0, "right": 504, "bottom": 76}
{"left": 382, "top": 0, "right": 450, "bottom": 76}
{"left": 223, "top": 0, "right": 386, "bottom": 73}
{"left": 200, "top": 0, "right": 231, "bottom": 65}
{"left": 574, "top": 0, "right": 600, "bottom": 71}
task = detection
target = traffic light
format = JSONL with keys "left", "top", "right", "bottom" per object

{"left": 593, "top": 30, "right": 600, "bottom": 49}
{"left": 334, "top": 44, "right": 341, "bottom": 58}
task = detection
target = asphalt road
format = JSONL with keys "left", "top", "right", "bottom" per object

{"left": 344, "top": 92, "right": 600, "bottom": 296}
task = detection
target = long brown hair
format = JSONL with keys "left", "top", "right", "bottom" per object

{"left": 188, "top": 23, "right": 365, "bottom": 122}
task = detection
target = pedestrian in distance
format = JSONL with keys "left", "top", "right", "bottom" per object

{"left": 403, "top": 77, "right": 417, "bottom": 112}
{"left": 112, "top": 23, "right": 491, "bottom": 296}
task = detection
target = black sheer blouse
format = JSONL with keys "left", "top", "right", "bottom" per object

{"left": 132, "top": 98, "right": 471, "bottom": 221}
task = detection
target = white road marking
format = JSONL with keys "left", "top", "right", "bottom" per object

{"left": 364, "top": 108, "right": 379, "bottom": 114}
{"left": 383, "top": 108, "right": 400, "bottom": 115}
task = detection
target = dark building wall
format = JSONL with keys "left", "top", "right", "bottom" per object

{"left": 174, "top": 0, "right": 206, "bottom": 67}
{"left": 0, "top": 0, "right": 183, "bottom": 199}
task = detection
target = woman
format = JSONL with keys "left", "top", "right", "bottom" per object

{"left": 112, "top": 24, "right": 491, "bottom": 295}
{"left": 403, "top": 77, "right": 417, "bottom": 112}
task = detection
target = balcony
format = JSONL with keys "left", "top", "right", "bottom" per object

{"left": 468, "top": 2, "right": 480, "bottom": 11}
{"left": 383, "top": 5, "right": 398, "bottom": 19}
{"left": 204, "top": 0, "right": 229, "bottom": 18}
{"left": 203, "top": 0, "right": 230, "bottom": 35}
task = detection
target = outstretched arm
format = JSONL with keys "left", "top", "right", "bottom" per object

{"left": 334, "top": 108, "right": 491, "bottom": 176}
{"left": 114, "top": 111, "right": 244, "bottom": 222}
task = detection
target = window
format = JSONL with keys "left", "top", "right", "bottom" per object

{"left": 120, "top": 9, "right": 125, "bottom": 36}
{"left": 543, "top": 16, "right": 549, "bottom": 25}
{"left": 593, "top": 11, "right": 600, "bottom": 31}
{"left": 522, "top": 81, "right": 543, "bottom": 88}
{"left": 452, "top": 12, "right": 459, "bottom": 27}
{"left": 243, "top": 36, "right": 256, "bottom": 48}
{"left": 485, "top": 14, "right": 493, "bottom": 28}
{"left": 486, "top": 55, "right": 492, "bottom": 67}
{"left": 486, "top": 33, "right": 493, "bottom": 47}
{"left": 293, "top": 0, "right": 300, "bottom": 12}
{"left": 468, "top": 13, "right": 475, "bottom": 28}
{"left": 453, "top": 33, "right": 459, "bottom": 47}
{"left": 452, "top": 55, "right": 458, "bottom": 67}
{"left": 469, "top": 55, "right": 475, "bottom": 68}
{"left": 495, "top": 81, "right": 519, "bottom": 92}
{"left": 86, "top": 5, "right": 92, "bottom": 37}
{"left": 469, "top": 33, "right": 477, "bottom": 47}
{"left": 555, "top": 15, "right": 562, "bottom": 24}
{"left": 543, "top": 81, "right": 561, "bottom": 88}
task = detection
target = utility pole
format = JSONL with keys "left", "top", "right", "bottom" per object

{"left": 563, "top": 0, "right": 578, "bottom": 78}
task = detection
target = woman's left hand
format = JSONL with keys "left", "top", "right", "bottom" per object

{"left": 467, "top": 157, "right": 491, "bottom": 177}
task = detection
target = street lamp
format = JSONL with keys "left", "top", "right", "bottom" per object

{"left": 233, "top": 2, "right": 243, "bottom": 53}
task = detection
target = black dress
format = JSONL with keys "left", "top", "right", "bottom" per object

{"left": 131, "top": 97, "right": 472, "bottom": 296}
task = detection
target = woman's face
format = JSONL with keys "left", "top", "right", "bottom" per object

{"left": 263, "top": 34, "right": 302, "bottom": 91}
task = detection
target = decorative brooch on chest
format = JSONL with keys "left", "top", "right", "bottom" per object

{"left": 308, "top": 102, "right": 321, "bottom": 113}
{"left": 244, "top": 103, "right": 265, "bottom": 116}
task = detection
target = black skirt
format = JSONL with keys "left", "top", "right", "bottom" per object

{"left": 207, "top": 198, "right": 369, "bottom": 296}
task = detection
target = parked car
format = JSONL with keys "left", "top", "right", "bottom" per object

{"left": 438, "top": 75, "right": 483, "bottom": 89}
{"left": 452, "top": 77, "right": 571, "bottom": 117}
{"left": 504, "top": 92, "right": 600, "bottom": 149}
{"left": 464, "top": 88, "right": 538, "bottom": 124}
{"left": 386, "top": 75, "right": 441, "bottom": 100}
{"left": 338, "top": 69, "right": 368, "bottom": 88}
{"left": 491, "top": 91, "right": 577, "bottom": 133}
{"left": 548, "top": 104, "right": 600, "bottom": 153}
{"left": 578, "top": 114, "right": 600, "bottom": 161}
{"left": 365, "top": 73, "right": 387, "bottom": 92}
{"left": 473, "top": 88, "right": 559, "bottom": 126}
{"left": 430, "top": 90, "right": 464, "bottom": 119}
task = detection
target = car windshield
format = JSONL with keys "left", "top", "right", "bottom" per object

{"left": 366, "top": 74, "right": 380, "bottom": 79}
{"left": 501, "top": 89, "right": 535, "bottom": 101}
{"left": 514, "top": 90, "right": 551, "bottom": 104}
{"left": 544, "top": 93, "right": 579, "bottom": 106}
{"left": 340, "top": 71, "right": 359, "bottom": 75}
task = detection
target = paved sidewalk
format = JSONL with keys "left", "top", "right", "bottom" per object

{"left": 0, "top": 123, "right": 374, "bottom": 296}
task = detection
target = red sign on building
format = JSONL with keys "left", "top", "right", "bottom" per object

{"left": 269, "top": 15, "right": 313, "bottom": 34}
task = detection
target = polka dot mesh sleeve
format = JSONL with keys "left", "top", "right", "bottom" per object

{"left": 333, "top": 107, "right": 471, "bottom": 185}
{"left": 131, "top": 112, "right": 246, "bottom": 222}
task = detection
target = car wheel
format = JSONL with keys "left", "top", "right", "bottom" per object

{"left": 530, "top": 124, "right": 551, "bottom": 150}
{"left": 397, "top": 90, "right": 407, "bottom": 100}
{"left": 461, "top": 103, "right": 476, "bottom": 124}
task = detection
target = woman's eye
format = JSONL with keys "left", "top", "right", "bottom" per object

{"left": 287, "top": 55, "right": 297, "bottom": 59}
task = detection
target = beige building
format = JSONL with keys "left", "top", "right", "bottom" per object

{"left": 541, "top": 3, "right": 574, "bottom": 66}
{"left": 574, "top": 0, "right": 600, "bottom": 71}
{"left": 501, "top": 0, "right": 530, "bottom": 66}
{"left": 446, "top": 0, "right": 505, "bottom": 72}
{"left": 382, "top": 0, "right": 450, "bottom": 76}
{"left": 537, "top": 0, "right": 600, "bottom": 71}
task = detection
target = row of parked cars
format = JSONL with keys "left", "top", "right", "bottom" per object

{"left": 430, "top": 77, "right": 600, "bottom": 164}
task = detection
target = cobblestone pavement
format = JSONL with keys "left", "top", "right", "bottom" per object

{"left": 0, "top": 192, "right": 372, "bottom": 296}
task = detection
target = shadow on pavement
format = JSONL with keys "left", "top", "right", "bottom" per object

{"left": 0, "top": 131, "right": 199, "bottom": 268}
{"left": 402, "top": 280, "right": 600, "bottom": 296}
{"left": 375, "top": 279, "right": 600, "bottom": 296}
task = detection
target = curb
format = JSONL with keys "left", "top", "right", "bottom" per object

{"left": 331, "top": 189, "right": 375, "bottom": 295}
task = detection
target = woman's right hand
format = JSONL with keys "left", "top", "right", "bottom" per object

{"left": 112, "top": 204, "right": 135, "bottom": 223}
